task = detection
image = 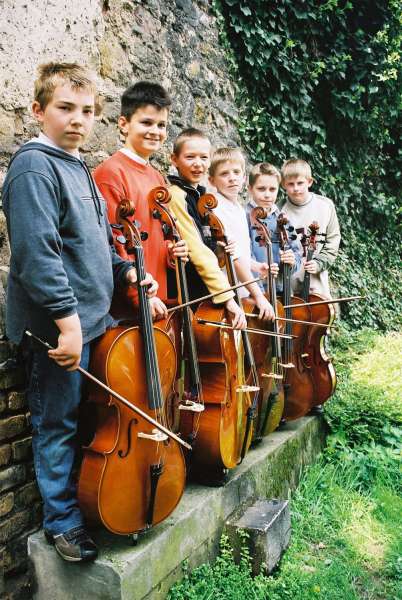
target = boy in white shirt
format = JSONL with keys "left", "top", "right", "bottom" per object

{"left": 208, "top": 147, "right": 274, "bottom": 320}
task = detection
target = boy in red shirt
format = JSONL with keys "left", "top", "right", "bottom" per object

{"left": 93, "top": 82, "right": 187, "bottom": 318}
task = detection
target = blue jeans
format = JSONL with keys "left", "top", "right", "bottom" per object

{"left": 27, "top": 343, "right": 90, "bottom": 535}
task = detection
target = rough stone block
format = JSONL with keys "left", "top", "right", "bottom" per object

{"left": 0, "top": 445, "right": 11, "bottom": 467}
{"left": 0, "top": 465, "right": 25, "bottom": 493}
{"left": 0, "top": 492, "right": 14, "bottom": 518}
{"left": 7, "top": 391, "right": 26, "bottom": 412}
{"left": 11, "top": 438, "right": 32, "bottom": 462}
{"left": 0, "top": 416, "right": 27, "bottom": 441}
{"left": 0, "top": 510, "right": 30, "bottom": 544}
{"left": 2, "top": 531, "right": 30, "bottom": 575}
{"left": 225, "top": 499, "right": 291, "bottom": 575}
{"left": 28, "top": 417, "right": 326, "bottom": 600}
{"left": 15, "top": 482, "right": 39, "bottom": 510}
{"left": 0, "top": 367, "right": 25, "bottom": 392}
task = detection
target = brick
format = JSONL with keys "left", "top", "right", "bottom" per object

{"left": 0, "top": 366, "right": 25, "bottom": 392}
{"left": 2, "top": 532, "right": 29, "bottom": 575}
{"left": 7, "top": 392, "right": 26, "bottom": 412}
{"left": 15, "top": 483, "right": 39, "bottom": 510}
{"left": 0, "top": 493, "right": 14, "bottom": 518}
{"left": 3, "top": 570, "right": 33, "bottom": 599}
{"left": 0, "top": 392, "right": 6, "bottom": 413}
{"left": 0, "top": 416, "right": 27, "bottom": 441}
{"left": 0, "top": 341, "right": 15, "bottom": 363}
{"left": 0, "top": 510, "right": 30, "bottom": 545}
{"left": 30, "top": 502, "right": 42, "bottom": 528}
{"left": 0, "top": 445, "right": 11, "bottom": 467}
{"left": 11, "top": 438, "right": 31, "bottom": 462}
{"left": 0, "top": 465, "right": 25, "bottom": 493}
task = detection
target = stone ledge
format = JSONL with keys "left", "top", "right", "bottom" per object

{"left": 28, "top": 416, "right": 326, "bottom": 600}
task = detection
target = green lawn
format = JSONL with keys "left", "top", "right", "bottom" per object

{"left": 168, "top": 329, "right": 402, "bottom": 600}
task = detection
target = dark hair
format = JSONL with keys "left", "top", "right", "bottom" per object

{"left": 173, "top": 127, "right": 210, "bottom": 155}
{"left": 120, "top": 81, "right": 172, "bottom": 119}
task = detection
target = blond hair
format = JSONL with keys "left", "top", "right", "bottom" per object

{"left": 281, "top": 158, "right": 312, "bottom": 181}
{"left": 249, "top": 162, "right": 281, "bottom": 187}
{"left": 172, "top": 127, "right": 210, "bottom": 156}
{"left": 34, "top": 62, "right": 100, "bottom": 113}
{"left": 209, "top": 147, "right": 246, "bottom": 177}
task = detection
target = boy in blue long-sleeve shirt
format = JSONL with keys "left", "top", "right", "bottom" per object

{"left": 246, "top": 162, "right": 302, "bottom": 294}
{"left": 2, "top": 62, "right": 157, "bottom": 562}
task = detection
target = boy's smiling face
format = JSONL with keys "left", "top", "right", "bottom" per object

{"left": 282, "top": 175, "right": 313, "bottom": 205}
{"left": 171, "top": 137, "right": 211, "bottom": 186}
{"left": 209, "top": 160, "right": 245, "bottom": 201}
{"left": 249, "top": 174, "right": 279, "bottom": 212}
{"left": 32, "top": 83, "right": 95, "bottom": 155}
{"left": 118, "top": 105, "right": 168, "bottom": 160}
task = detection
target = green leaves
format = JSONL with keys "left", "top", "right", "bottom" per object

{"left": 214, "top": 0, "right": 401, "bottom": 331}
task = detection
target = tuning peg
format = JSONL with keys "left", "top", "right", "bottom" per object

{"left": 140, "top": 231, "right": 149, "bottom": 241}
{"left": 116, "top": 235, "right": 126, "bottom": 245}
{"left": 290, "top": 234, "right": 298, "bottom": 241}
{"left": 288, "top": 225, "right": 295, "bottom": 232}
{"left": 255, "top": 235, "right": 262, "bottom": 242}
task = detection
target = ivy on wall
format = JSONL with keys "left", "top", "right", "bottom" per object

{"left": 213, "top": 0, "right": 401, "bottom": 330}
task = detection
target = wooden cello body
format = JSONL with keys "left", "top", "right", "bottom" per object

{"left": 300, "top": 222, "right": 336, "bottom": 407}
{"left": 276, "top": 214, "right": 316, "bottom": 420}
{"left": 249, "top": 206, "right": 285, "bottom": 437}
{"left": 78, "top": 201, "right": 186, "bottom": 534}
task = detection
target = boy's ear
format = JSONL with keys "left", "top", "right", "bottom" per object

{"left": 307, "top": 177, "right": 314, "bottom": 187}
{"left": 32, "top": 101, "right": 45, "bottom": 123}
{"left": 118, "top": 115, "right": 129, "bottom": 135}
{"left": 170, "top": 152, "right": 178, "bottom": 167}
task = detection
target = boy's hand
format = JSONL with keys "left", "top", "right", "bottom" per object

{"left": 254, "top": 294, "right": 275, "bottom": 321}
{"left": 279, "top": 249, "right": 296, "bottom": 267}
{"left": 149, "top": 297, "right": 168, "bottom": 320}
{"left": 168, "top": 239, "right": 189, "bottom": 263}
{"left": 50, "top": 314, "right": 82, "bottom": 371}
{"left": 256, "top": 261, "right": 279, "bottom": 279}
{"left": 304, "top": 259, "right": 319, "bottom": 274}
{"left": 126, "top": 268, "right": 159, "bottom": 298}
{"left": 225, "top": 298, "right": 247, "bottom": 330}
{"left": 217, "top": 238, "right": 236, "bottom": 256}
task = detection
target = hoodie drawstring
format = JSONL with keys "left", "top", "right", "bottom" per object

{"left": 82, "top": 160, "right": 103, "bottom": 225}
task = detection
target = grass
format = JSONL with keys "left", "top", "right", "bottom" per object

{"left": 167, "top": 328, "right": 402, "bottom": 600}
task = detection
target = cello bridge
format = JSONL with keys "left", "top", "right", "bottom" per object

{"left": 178, "top": 401, "right": 205, "bottom": 413}
{"left": 263, "top": 372, "right": 283, "bottom": 380}
{"left": 236, "top": 385, "right": 260, "bottom": 393}
{"left": 138, "top": 429, "right": 168, "bottom": 443}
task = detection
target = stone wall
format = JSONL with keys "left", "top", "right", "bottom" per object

{"left": 0, "top": 1, "right": 239, "bottom": 597}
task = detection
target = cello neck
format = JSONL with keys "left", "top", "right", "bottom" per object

{"left": 133, "top": 244, "right": 164, "bottom": 411}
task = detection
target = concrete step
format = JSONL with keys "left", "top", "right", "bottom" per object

{"left": 28, "top": 416, "right": 326, "bottom": 600}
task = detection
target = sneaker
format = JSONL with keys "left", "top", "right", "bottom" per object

{"left": 45, "top": 526, "right": 98, "bottom": 562}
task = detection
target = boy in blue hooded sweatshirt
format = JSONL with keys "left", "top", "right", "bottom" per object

{"left": 2, "top": 62, "right": 157, "bottom": 562}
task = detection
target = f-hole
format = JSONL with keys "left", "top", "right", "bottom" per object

{"left": 118, "top": 418, "right": 138, "bottom": 458}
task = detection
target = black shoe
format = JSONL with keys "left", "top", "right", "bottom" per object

{"left": 45, "top": 526, "right": 98, "bottom": 562}
{"left": 309, "top": 404, "right": 324, "bottom": 416}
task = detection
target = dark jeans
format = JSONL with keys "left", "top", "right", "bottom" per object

{"left": 27, "top": 343, "right": 90, "bottom": 535}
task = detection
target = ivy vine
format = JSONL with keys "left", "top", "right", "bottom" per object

{"left": 213, "top": 0, "right": 401, "bottom": 330}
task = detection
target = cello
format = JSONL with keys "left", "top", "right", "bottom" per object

{"left": 77, "top": 199, "right": 186, "bottom": 535}
{"left": 196, "top": 193, "right": 259, "bottom": 459}
{"left": 277, "top": 214, "right": 316, "bottom": 420}
{"left": 300, "top": 222, "right": 336, "bottom": 407}
{"left": 148, "top": 186, "right": 204, "bottom": 446}
{"left": 249, "top": 206, "right": 285, "bottom": 436}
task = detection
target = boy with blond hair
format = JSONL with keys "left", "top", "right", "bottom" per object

{"left": 208, "top": 148, "right": 275, "bottom": 319}
{"left": 168, "top": 128, "right": 246, "bottom": 328}
{"left": 246, "top": 162, "right": 301, "bottom": 294}
{"left": 2, "top": 62, "right": 157, "bottom": 562}
{"left": 281, "top": 158, "right": 341, "bottom": 298}
{"left": 93, "top": 81, "right": 187, "bottom": 320}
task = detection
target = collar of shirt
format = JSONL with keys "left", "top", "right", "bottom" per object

{"left": 246, "top": 198, "right": 279, "bottom": 216}
{"left": 119, "top": 147, "right": 148, "bottom": 165}
{"left": 26, "top": 132, "right": 81, "bottom": 158}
